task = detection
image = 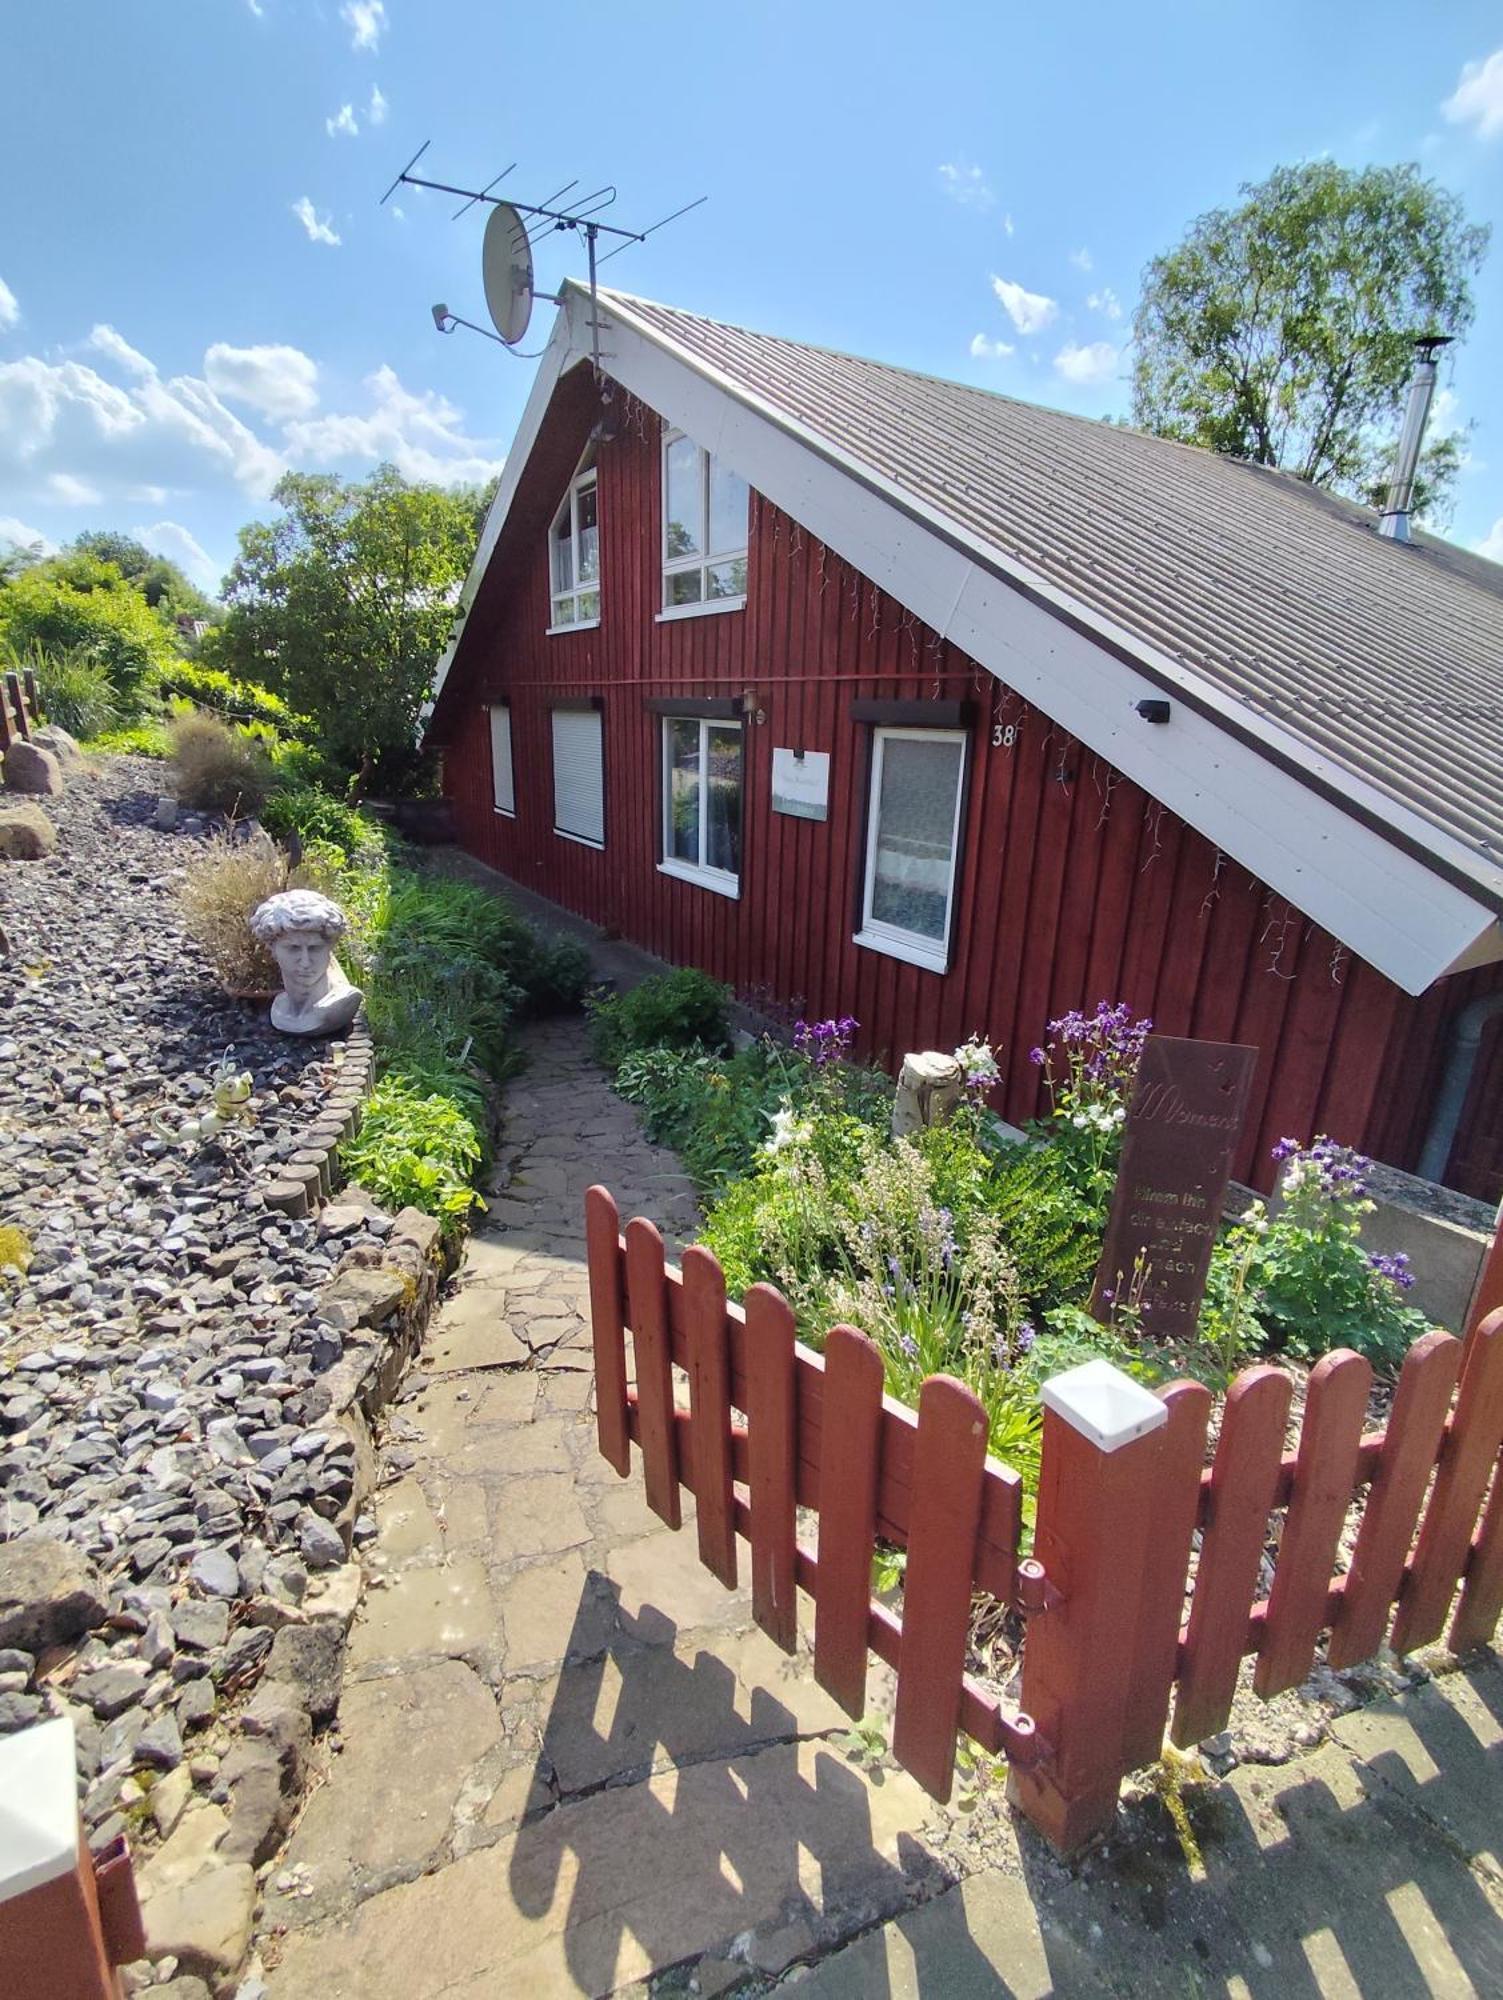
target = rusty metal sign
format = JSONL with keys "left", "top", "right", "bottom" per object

{"left": 1091, "top": 1035, "right": 1258, "bottom": 1337}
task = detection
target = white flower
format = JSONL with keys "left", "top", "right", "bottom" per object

{"left": 763, "top": 1099, "right": 801, "bottom": 1155}
{"left": 953, "top": 1035, "right": 1001, "bottom": 1084}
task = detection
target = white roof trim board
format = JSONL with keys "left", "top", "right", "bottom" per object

{"left": 432, "top": 283, "right": 1503, "bottom": 995}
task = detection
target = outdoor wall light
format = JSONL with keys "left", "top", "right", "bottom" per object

{"left": 1136, "top": 698, "right": 1172, "bottom": 724}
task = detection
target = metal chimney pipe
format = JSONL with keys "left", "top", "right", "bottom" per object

{"left": 1378, "top": 333, "right": 1453, "bottom": 543}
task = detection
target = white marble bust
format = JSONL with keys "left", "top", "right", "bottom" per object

{"left": 249, "top": 889, "right": 363, "bottom": 1036}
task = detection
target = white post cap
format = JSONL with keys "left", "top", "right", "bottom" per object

{"left": 0, "top": 1716, "right": 80, "bottom": 1903}
{"left": 1040, "top": 1358, "right": 1168, "bottom": 1453}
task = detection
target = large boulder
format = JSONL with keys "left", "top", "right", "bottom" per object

{"left": 2, "top": 739, "right": 64, "bottom": 796}
{"left": 0, "top": 1538, "right": 107, "bottom": 1652}
{"left": 0, "top": 803, "right": 57, "bottom": 859}
{"left": 30, "top": 724, "right": 85, "bottom": 772}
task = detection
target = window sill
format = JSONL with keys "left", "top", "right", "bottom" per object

{"left": 655, "top": 597, "right": 747, "bottom": 625}
{"left": 492, "top": 806, "right": 516, "bottom": 819}
{"left": 554, "top": 827, "right": 605, "bottom": 850}
{"left": 852, "top": 926, "right": 949, "bottom": 975}
{"left": 658, "top": 858, "right": 741, "bottom": 901}
{"left": 546, "top": 618, "right": 601, "bottom": 637}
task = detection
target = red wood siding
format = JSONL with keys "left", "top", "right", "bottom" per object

{"left": 435, "top": 372, "right": 1503, "bottom": 1196}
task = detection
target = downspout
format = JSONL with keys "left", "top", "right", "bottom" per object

{"left": 1417, "top": 992, "right": 1503, "bottom": 1185}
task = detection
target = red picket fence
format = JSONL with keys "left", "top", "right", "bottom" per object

{"left": 585, "top": 1185, "right": 1503, "bottom": 1852}
{"left": 0, "top": 667, "right": 42, "bottom": 752}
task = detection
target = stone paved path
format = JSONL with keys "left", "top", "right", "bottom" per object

{"left": 259, "top": 1017, "right": 951, "bottom": 1996}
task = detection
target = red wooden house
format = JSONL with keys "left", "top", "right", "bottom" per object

{"left": 425, "top": 286, "right": 1503, "bottom": 1199}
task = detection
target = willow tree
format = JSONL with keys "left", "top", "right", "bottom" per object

{"left": 1132, "top": 162, "right": 1488, "bottom": 517}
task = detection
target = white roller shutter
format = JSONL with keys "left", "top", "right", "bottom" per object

{"left": 551, "top": 707, "right": 604, "bottom": 847}
{"left": 488, "top": 705, "right": 514, "bottom": 815}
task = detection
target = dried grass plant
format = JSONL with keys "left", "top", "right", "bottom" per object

{"left": 178, "top": 828, "right": 338, "bottom": 995}
{"left": 169, "top": 710, "right": 272, "bottom": 815}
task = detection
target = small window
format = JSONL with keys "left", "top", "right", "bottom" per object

{"left": 488, "top": 705, "right": 515, "bottom": 815}
{"left": 661, "top": 430, "right": 748, "bottom": 613}
{"left": 660, "top": 716, "right": 742, "bottom": 896}
{"left": 551, "top": 707, "right": 604, "bottom": 848}
{"left": 549, "top": 458, "right": 600, "bottom": 630}
{"left": 855, "top": 728, "right": 966, "bottom": 972}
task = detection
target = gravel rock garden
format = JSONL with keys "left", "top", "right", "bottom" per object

{"left": 0, "top": 755, "right": 453, "bottom": 1990}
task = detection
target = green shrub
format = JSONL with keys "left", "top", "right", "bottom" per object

{"left": 169, "top": 711, "right": 272, "bottom": 813}
{"left": 589, "top": 967, "right": 731, "bottom": 1071}
{"left": 983, "top": 1138, "right": 1109, "bottom": 1319}
{"left": 24, "top": 643, "right": 128, "bottom": 737}
{"left": 80, "top": 721, "right": 170, "bottom": 758}
{"left": 0, "top": 555, "right": 173, "bottom": 697}
{"left": 152, "top": 660, "right": 300, "bottom": 729}
{"left": 339, "top": 1075, "right": 483, "bottom": 1237}
{"left": 261, "top": 785, "right": 389, "bottom": 865}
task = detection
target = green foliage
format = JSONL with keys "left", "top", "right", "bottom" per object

{"left": 1133, "top": 161, "right": 1489, "bottom": 517}
{"left": 986, "top": 1139, "right": 1109, "bottom": 1319}
{"left": 80, "top": 721, "right": 170, "bottom": 758}
{"left": 153, "top": 660, "right": 298, "bottom": 729}
{"left": 588, "top": 968, "right": 733, "bottom": 1072}
{"left": 25, "top": 642, "right": 126, "bottom": 738}
{"left": 339, "top": 1076, "right": 483, "bottom": 1237}
{"left": 215, "top": 467, "right": 483, "bottom": 787}
{"left": 260, "top": 785, "right": 389, "bottom": 865}
{"left": 68, "top": 531, "right": 220, "bottom": 627}
{"left": 0, "top": 555, "right": 175, "bottom": 697}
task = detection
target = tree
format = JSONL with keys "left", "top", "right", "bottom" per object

{"left": 215, "top": 466, "right": 480, "bottom": 789}
{"left": 1132, "top": 162, "right": 1489, "bottom": 517}
{"left": 68, "top": 532, "right": 221, "bottom": 627}
{"left": 0, "top": 554, "right": 175, "bottom": 695}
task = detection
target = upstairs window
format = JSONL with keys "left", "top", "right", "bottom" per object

{"left": 660, "top": 714, "right": 742, "bottom": 896}
{"left": 661, "top": 430, "right": 748, "bottom": 614}
{"left": 550, "top": 456, "right": 599, "bottom": 630}
{"left": 855, "top": 728, "right": 966, "bottom": 973}
{"left": 488, "top": 704, "right": 514, "bottom": 816}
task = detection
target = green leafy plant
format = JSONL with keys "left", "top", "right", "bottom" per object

{"left": 152, "top": 660, "right": 300, "bottom": 729}
{"left": 588, "top": 967, "right": 732, "bottom": 1072}
{"left": 260, "top": 785, "right": 389, "bottom": 865}
{"left": 339, "top": 1075, "right": 484, "bottom": 1236}
{"left": 79, "top": 721, "right": 170, "bottom": 758}
{"left": 838, "top": 1717, "right": 888, "bottom": 1771}
{"left": 22, "top": 642, "right": 126, "bottom": 737}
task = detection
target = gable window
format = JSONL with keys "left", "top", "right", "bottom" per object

{"left": 659, "top": 714, "right": 742, "bottom": 897}
{"left": 661, "top": 430, "right": 748, "bottom": 616}
{"left": 854, "top": 728, "right": 966, "bottom": 973}
{"left": 488, "top": 704, "right": 515, "bottom": 816}
{"left": 551, "top": 705, "right": 605, "bottom": 848}
{"left": 549, "top": 457, "right": 599, "bottom": 631}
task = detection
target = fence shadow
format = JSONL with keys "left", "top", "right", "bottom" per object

{"left": 504, "top": 1574, "right": 985, "bottom": 1997}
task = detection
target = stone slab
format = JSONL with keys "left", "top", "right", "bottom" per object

{"left": 349, "top": 1557, "right": 496, "bottom": 1667}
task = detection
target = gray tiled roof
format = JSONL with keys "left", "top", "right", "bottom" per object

{"left": 607, "top": 291, "right": 1503, "bottom": 894}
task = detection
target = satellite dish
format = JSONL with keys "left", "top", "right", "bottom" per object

{"left": 481, "top": 202, "right": 534, "bottom": 345}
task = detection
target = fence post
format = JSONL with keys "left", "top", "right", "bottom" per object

{"left": 1007, "top": 1360, "right": 1170, "bottom": 1853}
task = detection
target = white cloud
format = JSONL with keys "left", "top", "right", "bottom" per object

{"left": 282, "top": 364, "right": 504, "bottom": 485}
{"left": 0, "top": 515, "right": 52, "bottom": 555}
{"left": 938, "top": 162, "right": 994, "bottom": 210}
{"left": 368, "top": 84, "right": 388, "bottom": 126}
{"left": 128, "top": 484, "right": 171, "bottom": 505}
{"left": 969, "top": 333, "right": 1015, "bottom": 361}
{"left": 1086, "top": 286, "right": 1123, "bottom": 321}
{"left": 204, "top": 341, "right": 319, "bottom": 421}
{"left": 1053, "top": 340, "right": 1120, "bottom": 386}
{"left": 990, "top": 274, "right": 1057, "bottom": 335}
{"left": 1002, "top": 212, "right": 1014, "bottom": 237}
{"left": 1475, "top": 518, "right": 1503, "bottom": 563}
{"left": 1069, "top": 247, "right": 1093, "bottom": 272}
{"left": 1442, "top": 48, "right": 1503, "bottom": 139}
{"left": 86, "top": 323, "right": 157, "bottom": 380}
{"left": 342, "top": 0, "right": 386, "bottom": 52}
{"left": 0, "top": 276, "right": 17, "bottom": 330}
{"left": 245, "top": 0, "right": 264, "bottom": 15}
{"left": 46, "top": 471, "right": 102, "bottom": 506}
{"left": 291, "top": 197, "right": 341, "bottom": 247}
{"left": 143, "top": 519, "right": 223, "bottom": 593}
{"left": 326, "top": 103, "right": 359, "bottom": 140}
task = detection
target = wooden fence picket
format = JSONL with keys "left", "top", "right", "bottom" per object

{"left": 1120, "top": 1379, "right": 1211, "bottom": 1771}
{"left": 624, "top": 1217, "right": 680, "bottom": 1530}
{"left": 585, "top": 1186, "right": 631, "bottom": 1476}
{"left": 1450, "top": 1463, "right": 1503, "bottom": 1655}
{"left": 1255, "top": 1349, "right": 1372, "bottom": 1698}
{"left": 1328, "top": 1331, "right": 1461, "bottom": 1669}
{"left": 1391, "top": 1318, "right": 1503, "bottom": 1655}
{"left": 683, "top": 1246, "right": 738, "bottom": 1588}
{"left": 1171, "top": 1367, "right": 1292, "bottom": 1747}
{"left": 813, "top": 1326, "right": 885, "bottom": 1718}
{"left": 745, "top": 1283, "right": 798, "bottom": 1651}
{"left": 892, "top": 1375, "right": 990, "bottom": 1802}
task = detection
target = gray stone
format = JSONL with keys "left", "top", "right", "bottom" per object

{"left": 76, "top": 1663, "right": 149, "bottom": 1720}
{"left": 30, "top": 724, "right": 85, "bottom": 771}
{"left": 135, "top": 1710, "right": 185, "bottom": 1771}
{"left": 0, "top": 1538, "right": 107, "bottom": 1652}
{"left": 154, "top": 794, "right": 179, "bottom": 831}
{"left": 177, "top": 1679, "right": 216, "bottom": 1732}
{"left": 173, "top": 1599, "right": 229, "bottom": 1652}
{"left": 2, "top": 739, "right": 64, "bottom": 796}
{"left": 140, "top": 1862, "right": 256, "bottom": 1986}
{"left": 0, "top": 1691, "right": 44, "bottom": 1731}
{"left": 298, "top": 1516, "right": 344, "bottom": 1571}
{"left": 188, "top": 1548, "right": 239, "bottom": 1600}
{"left": 0, "top": 802, "right": 57, "bottom": 859}
{"left": 265, "top": 1621, "right": 345, "bottom": 1726}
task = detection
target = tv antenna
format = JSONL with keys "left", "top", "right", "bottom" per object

{"left": 381, "top": 141, "right": 706, "bottom": 375}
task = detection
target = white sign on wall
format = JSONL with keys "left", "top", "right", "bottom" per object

{"left": 771, "top": 748, "right": 831, "bottom": 821}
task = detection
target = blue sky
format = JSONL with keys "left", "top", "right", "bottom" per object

{"left": 2, "top": 1, "right": 1502, "bottom": 591}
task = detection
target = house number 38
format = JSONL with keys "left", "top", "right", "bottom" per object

{"left": 991, "top": 723, "right": 1017, "bottom": 749}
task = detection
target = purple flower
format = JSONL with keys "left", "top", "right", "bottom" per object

{"left": 1016, "top": 1321, "right": 1036, "bottom": 1354}
{"left": 1029, "top": 1046, "right": 1046, "bottom": 1067}
{"left": 1368, "top": 1250, "right": 1415, "bottom": 1291}
{"left": 898, "top": 1333, "right": 919, "bottom": 1360}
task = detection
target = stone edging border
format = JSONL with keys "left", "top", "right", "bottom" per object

{"left": 262, "top": 1017, "right": 375, "bottom": 1219}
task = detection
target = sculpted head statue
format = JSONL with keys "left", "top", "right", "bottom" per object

{"left": 249, "top": 889, "right": 362, "bottom": 1035}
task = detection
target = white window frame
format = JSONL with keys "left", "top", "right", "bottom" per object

{"left": 658, "top": 429, "right": 748, "bottom": 620}
{"left": 550, "top": 706, "right": 605, "bottom": 850}
{"left": 658, "top": 715, "right": 742, "bottom": 900}
{"left": 488, "top": 703, "right": 515, "bottom": 817}
{"left": 853, "top": 726, "right": 967, "bottom": 974}
{"left": 548, "top": 460, "right": 600, "bottom": 634}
